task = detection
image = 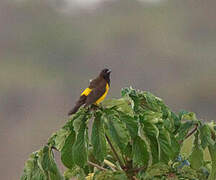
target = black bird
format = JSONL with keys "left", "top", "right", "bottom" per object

{"left": 68, "top": 68, "right": 111, "bottom": 115}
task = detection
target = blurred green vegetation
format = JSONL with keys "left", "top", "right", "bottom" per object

{"left": 0, "top": 0, "right": 216, "bottom": 179}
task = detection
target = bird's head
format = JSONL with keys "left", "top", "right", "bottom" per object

{"left": 100, "top": 68, "right": 111, "bottom": 84}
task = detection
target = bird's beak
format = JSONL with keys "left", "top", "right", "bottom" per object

{"left": 107, "top": 69, "right": 112, "bottom": 74}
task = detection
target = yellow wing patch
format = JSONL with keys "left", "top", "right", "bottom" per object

{"left": 95, "top": 83, "right": 109, "bottom": 105}
{"left": 80, "top": 83, "right": 109, "bottom": 105}
{"left": 81, "top": 88, "right": 92, "bottom": 96}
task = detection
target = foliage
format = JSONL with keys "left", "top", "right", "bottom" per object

{"left": 21, "top": 87, "right": 216, "bottom": 180}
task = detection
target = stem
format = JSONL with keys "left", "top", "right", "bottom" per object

{"left": 127, "top": 166, "right": 147, "bottom": 173}
{"left": 104, "top": 159, "right": 118, "bottom": 171}
{"left": 105, "top": 133, "right": 125, "bottom": 170}
{"left": 179, "top": 124, "right": 198, "bottom": 144}
{"left": 211, "top": 131, "right": 215, "bottom": 141}
{"left": 88, "top": 161, "right": 107, "bottom": 171}
{"left": 122, "top": 154, "right": 127, "bottom": 166}
{"left": 51, "top": 146, "right": 58, "bottom": 151}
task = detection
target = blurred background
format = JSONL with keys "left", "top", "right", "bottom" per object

{"left": 0, "top": 0, "right": 216, "bottom": 179}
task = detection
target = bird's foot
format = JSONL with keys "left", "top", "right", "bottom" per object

{"left": 90, "top": 104, "right": 99, "bottom": 111}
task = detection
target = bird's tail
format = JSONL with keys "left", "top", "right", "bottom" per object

{"left": 68, "top": 95, "right": 86, "bottom": 116}
{"left": 68, "top": 104, "right": 81, "bottom": 115}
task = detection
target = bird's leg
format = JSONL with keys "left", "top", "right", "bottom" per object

{"left": 90, "top": 104, "right": 99, "bottom": 111}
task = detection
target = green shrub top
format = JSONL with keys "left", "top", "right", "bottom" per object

{"left": 21, "top": 87, "right": 216, "bottom": 180}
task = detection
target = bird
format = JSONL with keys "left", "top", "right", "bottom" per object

{"left": 68, "top": 68, "right": 111, "bottom": 115}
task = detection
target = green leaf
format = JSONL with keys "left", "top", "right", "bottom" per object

{"left": 171, "top": 112, "right": 181, "bottom": 134}
{"left": 69, "top": 108, "right": 91, "bottom": 134}
{"left": 72, "top": 119, "right": 87, "bottom": 167}
{"left": 61, "top": 130, "right": 76, "bottom": 169}
{"left": 124, "top": 142, "right": 132, "bottom": 159}
{"left": 189, "top": 132, "right": 204, "bottom": 170}
{"left": 142, "top": 163, "right": 169, "bottom": 179}
{"left": 176, "top": 121, "right": 194, "bottom": 142}
{"left": 143, "top": 91, "right": 163, "bottom": 112}
{"left": 21, "top": 146, "right": 63, "bottom": 180}
{"left": 178, "top": 166, "right": 201, "bottom": 179}
{"left": 200, "top": 124, "right": 215, "bottom": 149}
{"left": 158, "top": 128, "right": 173, "bottom": 163}
{"left": 21, "top": 152, "right": 46, "bottom": 180}
{"left": 140, "top": 122, "right": 160, "bottom": 164}
{"left": 64, "top": 166, "right": 85, "bottom": 180}
{"left": 163, "top": 118, "right": 174, "bottom": 132}
{"left": 93, "top": 170, "right": 127, "bottom": 180}
{"left": 105, "top": 112, "right": 129, "bottom": 152}
{"left": 91, "top": 112, "right": 107, "bottom": 162}
{"left": 170, "top": 133, "right": 180, "bottom": 160}
{"left": 139, "top": 110, "right": 163, "bottom": 124}
{"left": 48, "top": 110, "right": 86, "bottom": 151}
{"left": 118, "top": 112, "right": 138, "bottom": 138}
{"left": 132, "top": 136, "right": 149, "bottom": 166}
{"left": 121, "top": 87, "right": 130, "bottom": 97}
{"left": 102, "top": 97, "right": 134, "bottom": 115}
{"left": 40, "top": 146, "right": 54, "bottom": 172}
{"left": 160, "top": 104, "right": 171, "bottom": 120}
{"left": 207, "top": 122, "right": 216, "bottom": 137}
{"left": 39, "top": 146, "right": 63, "bottom": 180}
{"left": 179, "top": 110, "right": 197, "bottom": 121}
{"left": 73, "top": 114, "right": 86, "bottom": 134}
{"left": 121, "top": 87, "right": 142, "bottom": 113}
{"left": 48, "top": 128, "right": 71, "bottom": 151}
{"left": 208, "top": 144, "right": 216, "bottom": 180}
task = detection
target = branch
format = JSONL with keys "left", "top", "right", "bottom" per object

{"left": 105, "top": 133, "right": 125, "bottom": 170}
{"left": 51, "top": 146, "right": 59, "bottom": 151}
{"left": 127, "top": 166, "right": 147, "bottom": 173}
{"left": 104, "top": 159, "right": 118, "bottom": 171}
{"left": 179, "top": 124, "right": 198, "bottom": 144}
{"left": 88, "top": 161, "right": 107, "bottom": 171}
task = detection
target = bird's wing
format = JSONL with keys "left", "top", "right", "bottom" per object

{"left": 84, "top": 87, "right": 106, "bottom": 107}
{"left": 81, "top": 87, "right": 92, "bottom": 96}
{"left": 80, "top": 77, "right": 99, "bottom": 96}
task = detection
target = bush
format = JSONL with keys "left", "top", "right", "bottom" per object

{"left": 21, "top": 87, "right": 216, "bottom": 180}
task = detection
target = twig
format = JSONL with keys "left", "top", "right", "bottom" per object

{"left": 127, "top": 166, "right": 147, "bottom": 173}
{"left": 51, "top": 146, "right": 59, "bottom": 151}
{"left": 179, "top": 124, "right": 198, "bottom": 144}
{"left": 122, "top": 154, "right": 127, "bottom": 166}
{"left": 211, "top": 131, "right": 216, "bottom": 141}
{"left": 132, "top": 176, "right": 139, "bottom": 180}
{"left": 104, "top": 159, "right": 118, "bottom": 171}
{"left": 88, "top": 161, "right": 107, "bottom": 171}
{"left": 105, "top": 133, "right": 125, "bottom": 170}
{"left": 185, "top": 124, "right": 198, "bottom": 139}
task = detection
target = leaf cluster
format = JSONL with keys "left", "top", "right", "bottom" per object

{"left": 21, "top": 87, "right": 216, "bottom": 180}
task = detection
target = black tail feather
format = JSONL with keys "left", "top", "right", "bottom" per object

{"left": 68, "top": 95, "right": 86, "bottom": 116}
{"left": 68, "top": 105, "right": 81, "bottom": 115}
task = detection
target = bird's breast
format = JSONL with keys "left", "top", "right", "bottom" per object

{"left": 95, "top": 83, "right": 109, "bottom": 105}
